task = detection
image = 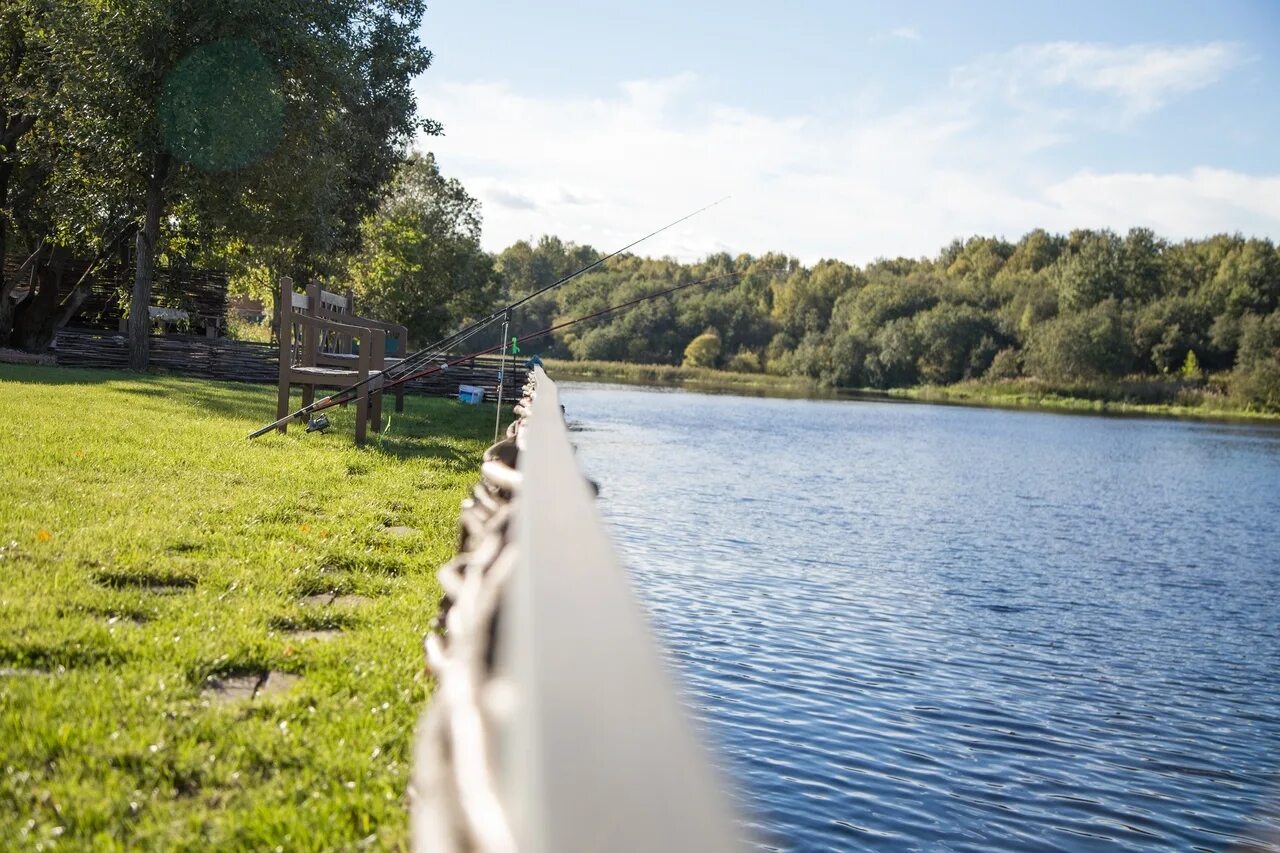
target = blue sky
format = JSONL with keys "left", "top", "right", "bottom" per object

{"left": 413, "top": 1, "right": 1280, "bottom": 262}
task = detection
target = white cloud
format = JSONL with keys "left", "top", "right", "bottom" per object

{"left": 1043, "top": 168, "right": 1280, "bottom": 235}
{"left": 957, "top": 40, "right": 1245, "bottom": 116}
{"left": 413, "top": 47, "right": 1276, "bottom": 264}
{"left": 872, "top": 26, "right": 921, "bottom": 43}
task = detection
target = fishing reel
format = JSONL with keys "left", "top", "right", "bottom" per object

{"left": 305, "top": 414, "right": 331, "bottom": 433}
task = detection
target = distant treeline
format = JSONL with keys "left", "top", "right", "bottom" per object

{"left": 490, "top": 231, "right": 1280, "bottom": 411}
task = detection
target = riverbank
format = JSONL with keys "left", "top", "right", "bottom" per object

{"left": 542, "top": 358, "right": 827, "bottom": 396}
{"left": 890, "top": 377, "right": 1280, "bottom": 422}
{"left": 0, "top": 365, "right": 493, "bottom": 848}
{"left": 545, "top": 358, "right": 1280, "bottom": 422}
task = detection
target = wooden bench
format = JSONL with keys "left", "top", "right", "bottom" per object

{"left": 276, "top": 276, "right": 385, "bottom": 444}
{"left": 305, "top": 281, "right": 410, "bottom": 415}
{"left": 118, "top": 305, "right": 191, "bottom": 335}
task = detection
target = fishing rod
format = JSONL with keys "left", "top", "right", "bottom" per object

{"left": 357, "top": 195, "right": 729, "bottom": 390}
{"left": 309, "top": 269, "right": 767, "bottom": 410}
{"left": 247, "top": 198, "right": 728, "bottom": 440}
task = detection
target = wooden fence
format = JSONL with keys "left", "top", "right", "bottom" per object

{"left": 4, "top": 256, "right": 228, "bottom": 332}
{"left": 52, "top": 327, "right": 528, "bottom": 399}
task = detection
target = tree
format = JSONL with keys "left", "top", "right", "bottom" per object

{"left": 0, "top": 0, "right": 61, "bottom": 343}
{"left": 1231, "top": 311, "right": 1280, "bottom": 411}
{"left": 1024, "top": 300, "right": 1131, "bottom": 381}
{"left": 345, "top": 153, "right": 496, "bottom": 344}
{"left": 912, "top": 304, "right": 1002, "bottom": 384}
{"left": 1057, "top": 229, "right": 1125, "bottom": 312}
{"left": 1209, "top": 239, "right": 1280, "bottom": 318}
{"left": 1122, "top": 227, "right": 1166, "bottom": 303}
{"left": 57, "top": 0, "right": 435, "bottom": 366}
{"left": 770, "top": 259, "right": 860, "bottom": 337}
{"left": 1002, "top": 229, "right": 1065, "bottom": 277}
{"left": 682, "top": 328, "right": 721, "bottom": 368}
{"left": 1131, "top": 296, "right": 1210, "bottom": 373}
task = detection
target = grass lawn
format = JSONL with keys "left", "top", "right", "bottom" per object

{"left": 0, "top": 364, "right": 498, "bottom": 849}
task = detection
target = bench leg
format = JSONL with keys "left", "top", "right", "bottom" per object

{"left": 371, "top": 388, "right": 383, "bottom": 432}
{"left": 302, "top": 385, "right": 315, "bottom": 408}
{"left": 355, "top": 389, "right": 368, "bottom": 445}
{"left": 276, "top": 379, "right": 291, "bottom": 434}
{"left": 395, "top": 385, "right": 405, "bottom": 413}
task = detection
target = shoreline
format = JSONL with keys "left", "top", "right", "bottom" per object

{"left": 543, "top": 359, "right": 1280, "bottom": 424}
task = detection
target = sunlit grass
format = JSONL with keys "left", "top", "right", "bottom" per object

{"left": 0, "top": 364, "right": 496, "bottom": 849}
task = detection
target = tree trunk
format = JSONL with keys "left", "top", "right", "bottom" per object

{"left": 11, "top": 247, "right": 64, "bottom": 351}
{"left": 128, "top": 153, "right": 170, "bottom": 370}
{"left": 0, "top": 160, "right": 13, "bottom": 346}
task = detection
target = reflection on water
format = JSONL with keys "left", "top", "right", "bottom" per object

{"left": 563, "top": 382, "right": 1280, "bottom": 851}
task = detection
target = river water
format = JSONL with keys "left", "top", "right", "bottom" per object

{"left": 560, "top": 382, "right": 1280, "bottom": 852}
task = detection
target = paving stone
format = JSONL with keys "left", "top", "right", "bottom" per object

{"left": 203, "top": 674, "right": 260, "bottom": 703}
{"left": 0, "top": 668, "right": 51, "bottom": 678}
{"left": 289, "top": 629, "right": 341, "bottom": 642}
{"left": 299, "top": 593, "right": 336, "bottom": 608}
{"left": 256, "top": 670, "right": 301, "bottom": 698}
{"left": 105, "top": 613, "right": 149, "bottom": 626}
{"left": 330, "top": 594, "right": 371, "bottom": 608}
{"left": 148, "top": 585, "right": 191, "bottom": 596}
{"left": 384, "top": 525, "right": 418, "bottom": 538}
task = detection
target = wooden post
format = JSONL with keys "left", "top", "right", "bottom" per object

{"left": 355, "top": 333, "right": 370, "bottom": 446}
{"left": 303, "top": 281, "right": 320, "bottom": 367}
{"left": 370, "top": 328, "right": 386, "bottom": 431}
{"left": 275, "top": 276, "right": 293, "bottom": 433}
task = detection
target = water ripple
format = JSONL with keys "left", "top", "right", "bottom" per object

{"left": 564, "top": 383, "right": 1280, "bottom": 851}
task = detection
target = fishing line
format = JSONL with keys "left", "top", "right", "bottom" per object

{"left": 248, "top": 199, "right": 728, "bottom": 440}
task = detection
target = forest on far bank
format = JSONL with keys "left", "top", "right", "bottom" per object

{"left": 484, "top": 228, "right": 1280, "bottom": 411}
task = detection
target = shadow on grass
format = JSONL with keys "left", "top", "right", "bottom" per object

{"left": 94, "top": 569, "right": 198, "bottom": 592}
{"left": 372, "top": 435, "right": 478, "bottom": 468}
{"left": 3, "top": 362, "right": 497, "bottom": 462}
{"left": 0, "top": 640, "right": 126, "bottom": 670}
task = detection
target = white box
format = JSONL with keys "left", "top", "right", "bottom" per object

{"left": 458, "top": 384, "right": 485, "bottom": 404}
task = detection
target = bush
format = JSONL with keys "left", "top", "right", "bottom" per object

{"left": 1024, "top": 300, "right": 1131, "bottom": 381}
{"left": 986, "top": 347, "right": 1021, "bottom": 380}
{"left": 681, "top": 328, "right": 721, "bottom": 368}
{"left": 1230, "top": 311, "right": 1280, "bottom": 410}
{"left": 1233, "top": 361, "right": 1280, "bottom": 411}
{"left": 225, "top": 314, "right": 272, "bottom": 343}
{"left": 725, "top": 349, "right": 761, "bottom": 373}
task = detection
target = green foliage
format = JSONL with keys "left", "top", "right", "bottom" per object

{"left": 159, "top": 39, "right": 283, "bottom": 172}
{"left": 1180, "top": 349, "right": 1202, "bottom": 380}
{"left": 1132, "top": 296, "right": 1212, "bottom": 373}
{"left": 1, "top": 0, "right": 436, "bottom": 351}
{"left": 523, "top": 228, "right": 1278, "bottom": 409}
{"left": 1024, "top": 300, "right": 1132, "bottom": 381}
{"left": 682, "top": 328, "right": 721, "bottom": 368}
{"left": 987, "top": 347, "right": 1021, "bottom": 380}
{"left": 344, "top": 153, "right": 496, "bottom": 344}
{"left": 725, "top": 349, "right": 762, "bottom": 373}
{"left": 913, "top": 304, "right": 1002, "bottom": 384}
{"left": 1058, "top": 229, "right": 1125, "bottom": 312}
{"left": 1232, "top": 311, "right": 1280, "bottom": 411}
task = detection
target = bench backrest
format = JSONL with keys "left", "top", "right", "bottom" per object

{"left": 308, "top": 279, "right": 409, "bottom": 356}
{"left": 306, "top": 281, "right": 358, "bottom": 355}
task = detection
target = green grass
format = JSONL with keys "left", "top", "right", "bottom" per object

{"left": 890, "top": 376, "right": 1280, "bottom": 422}
{"left": 543, "top": 357, "right": 825, "bottom": 396}
{"left": 0, "top": 364, "right": 499, "bottom": 849}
